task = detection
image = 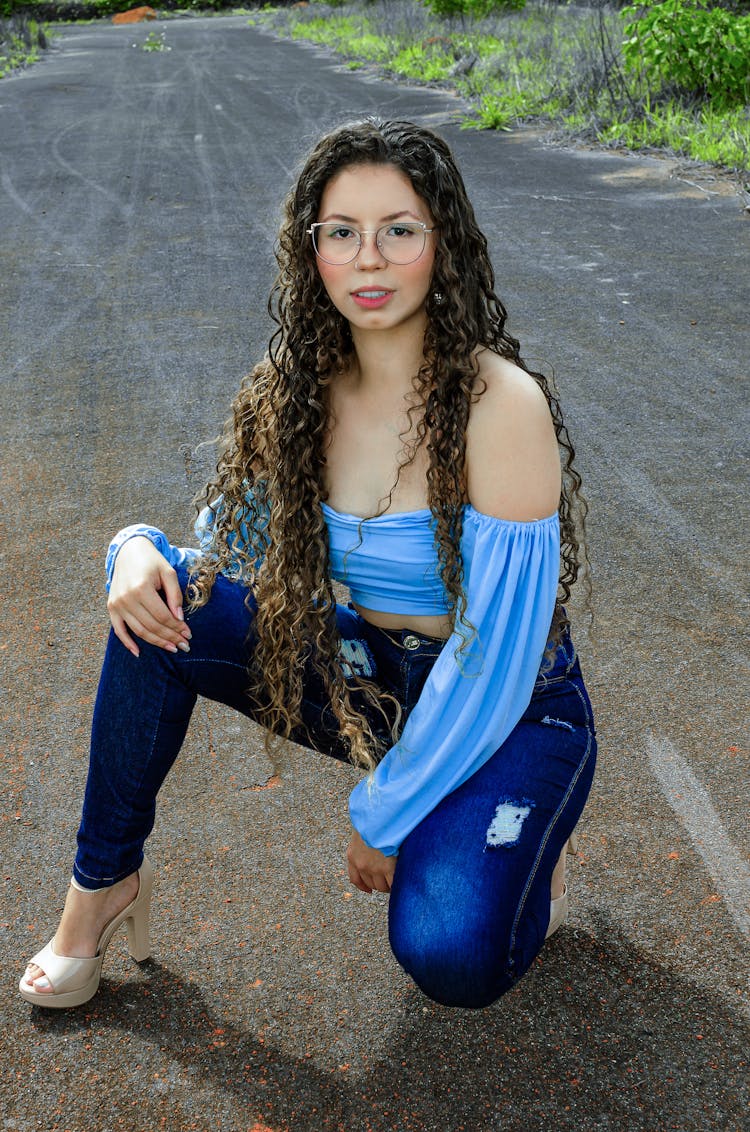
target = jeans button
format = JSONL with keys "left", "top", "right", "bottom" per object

{"left": 403, "top": 634, "right": 420, "bottom": 651}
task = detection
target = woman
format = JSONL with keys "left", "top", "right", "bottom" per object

{"left": 20, "top": 119, "right": 596, "bottom": 1011}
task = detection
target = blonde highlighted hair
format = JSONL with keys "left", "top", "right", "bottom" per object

{"left": 189, "top": 119, "right": 588, "bottom": 770}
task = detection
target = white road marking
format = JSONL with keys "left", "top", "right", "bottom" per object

{"left": 647, "top": 734, "right": 750, "bottom": 941}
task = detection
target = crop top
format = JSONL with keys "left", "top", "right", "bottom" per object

{"left": 321, "top": 502, "right": 450, "bottom": 615}
{"left": 106, "top": 502, "right": 560, "bottom": 856}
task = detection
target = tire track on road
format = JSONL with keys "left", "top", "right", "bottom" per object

{"left": 647, "top": 734, "right": 750, "bottom": 950}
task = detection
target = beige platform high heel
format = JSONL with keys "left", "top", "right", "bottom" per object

{"left": 545, "top": 833, "right": 579, "bottom": 941}
{"left": 19, "top": 858, "right": 153, "bottom": 1009}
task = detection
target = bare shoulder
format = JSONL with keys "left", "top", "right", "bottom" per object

{"left": 465, "top": 351, "right": 561, "bottom": 521}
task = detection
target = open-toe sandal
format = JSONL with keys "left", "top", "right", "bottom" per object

{"left": 19, "top": 857, "right": 153, "bottom": 1009}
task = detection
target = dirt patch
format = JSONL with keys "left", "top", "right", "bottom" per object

{"left": 511, "top": 124, "right": 749, "bottom": 208}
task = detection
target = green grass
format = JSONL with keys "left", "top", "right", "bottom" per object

{"left": 257, "top": 0, "right": 750, "bottom": 176}
{"left": 0, "top": 16, "right": 48, "bottom": 76}
{"left": 600, "top": 99, "right": 750, "bottom": 168}
{"left": 290, "top": 16, "right": 393, "bottom": 62}
{"left": 0, "top": 36, "right": 39, "bottom": 76}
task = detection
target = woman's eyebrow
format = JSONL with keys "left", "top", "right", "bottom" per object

{"left": 317, "top": 210, "right": 421, "bottom": 223}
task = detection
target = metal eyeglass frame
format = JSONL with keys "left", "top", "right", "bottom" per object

{"left": 307, "top": 221, "right": 435, "bottom": 265}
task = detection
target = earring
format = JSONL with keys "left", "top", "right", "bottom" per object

{"left": 433, "top": 292, "right": 444, "bottom": 304}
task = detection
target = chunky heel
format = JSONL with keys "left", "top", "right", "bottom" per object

{"left": 545, "top": 884, "right": 568, "bottom": 939}
{"left": 125, "top": 886, "right": 152, "bottom": 962}
{"left": 122, "top": 856, "right": 153, "bottom": 962}
{"left": 19, "top": 857, "right": 154, "bottom": 1009}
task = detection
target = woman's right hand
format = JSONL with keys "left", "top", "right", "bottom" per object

{"left": 107, "top": 537, "right": 192, "bottom": 658}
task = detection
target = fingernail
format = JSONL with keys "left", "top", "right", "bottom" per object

{"left": 177, "top": 607, "right": 184, "bottom": 622}
{"left": 166, "top": 644, "right": 178, "bottom": 654}
{"left": 184, "top": 628, "right": 192, "bottom": 640}
{"left": 177, "top": 641, "right": 191, "bottom": 653}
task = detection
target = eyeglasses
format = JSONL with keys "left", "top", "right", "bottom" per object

{"left": 307, "top": 221, "right": 435, "bottom": 265}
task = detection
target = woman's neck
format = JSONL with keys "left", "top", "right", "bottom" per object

{"left": 347, "top": 319, "right": 428, "bottom": 398}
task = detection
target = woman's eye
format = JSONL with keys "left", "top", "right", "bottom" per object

{"left": 326, "top": 226, "right": 357, "bottom": 241}
{"left": 387, "top": 224, "right": 419, "bottom": 239}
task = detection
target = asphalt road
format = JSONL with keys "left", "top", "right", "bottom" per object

{"left": 1, "top": 15, "right": 748, "bottom": 1132}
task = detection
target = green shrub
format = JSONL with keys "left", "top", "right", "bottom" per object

{"left": 622, "top": 0, "right": 750, "bottom": 106}
{"left": 421, "top": 0, "right": 525, "bottom": 21}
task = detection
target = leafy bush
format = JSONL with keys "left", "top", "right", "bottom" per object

{"left": 421, "top": 0, "right": 525, "bottom": 21}
{"left": 622, "top": 0, "right": 750, "bottom": 106}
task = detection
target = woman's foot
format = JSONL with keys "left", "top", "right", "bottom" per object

{"left": 21, "top": 869, "right": 141, "bottom": 996}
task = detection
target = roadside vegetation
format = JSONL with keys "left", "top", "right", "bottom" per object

{"left": 2, "top": 0, "right": 748, "bottom": 178}
{"left": 0, "top": 6, "right": 48, "bottom": 75}
{"left": 256, "top": 0, "right": 750, "bottom": 176}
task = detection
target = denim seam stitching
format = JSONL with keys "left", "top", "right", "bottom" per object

{"left": 505, "top": 678, "right": 594, "bottom": 973}
{"left": 176, "top": 658, "right": 249, "bottom": 671}
{"left": 76, "top": 663, "right": 174, "bottom": 887}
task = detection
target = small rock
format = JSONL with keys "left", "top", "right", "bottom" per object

{"left": 112, "top": 7, "right": 157, "bottom": 24}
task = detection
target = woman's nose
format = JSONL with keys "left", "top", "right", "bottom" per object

{"left": 355, "top": 231, "right": 387, "bottom": 269}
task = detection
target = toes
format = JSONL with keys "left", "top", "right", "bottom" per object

{"left": 22, "top": 963, "right": 53, "bottom": 992}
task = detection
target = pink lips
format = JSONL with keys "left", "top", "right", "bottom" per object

{"left": 351, "top": 289, "right": 393, "bottom": 309}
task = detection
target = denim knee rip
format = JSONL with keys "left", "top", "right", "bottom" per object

{"left": 485, "top": 799, "right": 535, "bottom": 848}
{"left": 338, "top": 637, "right": 376, "bottom": 680}
{"left": 540, "top": 715, "right": 575, "bottom": 732}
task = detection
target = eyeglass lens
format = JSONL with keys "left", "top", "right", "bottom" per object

{"left": 313, "top": 222, "right": 427, "bottom": 265}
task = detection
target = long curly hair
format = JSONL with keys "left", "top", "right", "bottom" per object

{"left": 189, "top": 118, "right": 588, "bottom": 772}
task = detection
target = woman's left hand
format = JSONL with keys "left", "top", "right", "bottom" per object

{"left": 347, "top": 828, "right": 396, "bottom": 894}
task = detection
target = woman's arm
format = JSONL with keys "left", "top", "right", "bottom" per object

{"left": 465, "top": 352, "right": 561, "bottom": 521}
{"left": 349, "top": 358, "right": 562, "bottom": 857}
{"left": 104, "top": 523, "right": 202, "bottom": 589}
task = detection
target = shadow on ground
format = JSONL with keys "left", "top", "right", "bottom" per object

{"left": 9, "top": 918, "right": 747, "bottom": 1132}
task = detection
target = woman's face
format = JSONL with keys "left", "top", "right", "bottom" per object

{"left": 313, "top": 163, "right": 436, "bottom": 336}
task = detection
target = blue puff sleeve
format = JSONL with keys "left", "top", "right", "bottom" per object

{"left": 104, "top": 515, "right": 212, "bottom": 589}
{"left": 348, "top": 507, "right": 561, "bottom": 857}
{"left": 104, "top": 491, "right": 269, "bottom": 588}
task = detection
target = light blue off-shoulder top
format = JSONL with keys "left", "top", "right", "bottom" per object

{"left": 106, "top": 499, "right": 560, "bottom": 856}
{"left": 321, "top": 502, "right": 450, "bottom": 615}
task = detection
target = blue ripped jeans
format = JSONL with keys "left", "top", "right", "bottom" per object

{"left": 75, "top": 566, "right": 596, "bottom": 1009}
